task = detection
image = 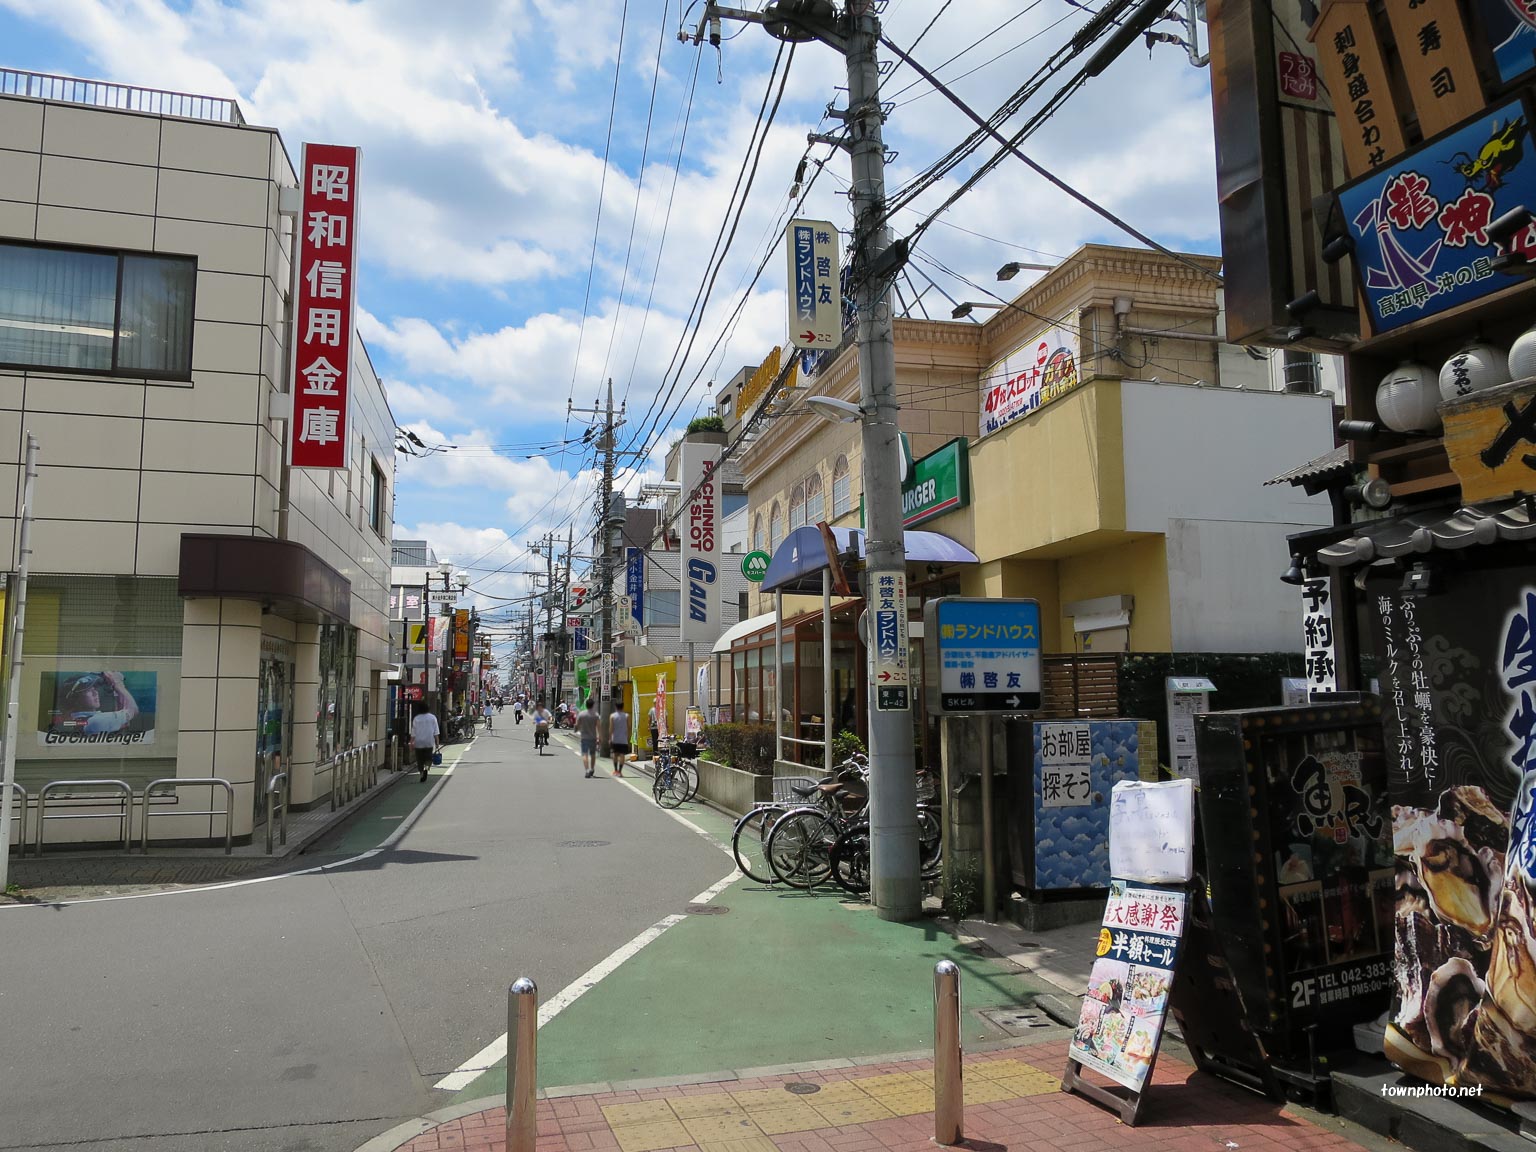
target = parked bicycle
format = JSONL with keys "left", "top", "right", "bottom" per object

{"left": 651, "top": 737, "right": 700, "bottom": 809}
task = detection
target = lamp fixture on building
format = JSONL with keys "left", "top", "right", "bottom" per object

{"left": 996, "top": 260, "right": 1053, "bottom": 281}
{"left": 951, "top": 301, "right": 1004, "bottom": 319}
{"left": 1280, "top": 554, "right": 1307, "bottom": 586}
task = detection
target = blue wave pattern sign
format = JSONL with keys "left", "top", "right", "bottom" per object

{"left": 1338, "top": 97, "right": 1536, "bottom": 333}
{"left": 1032, "top": 720, "right": 1144, "bottom": 890}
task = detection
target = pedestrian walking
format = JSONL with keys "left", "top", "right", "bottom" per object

{"left": 482, "top": 698, "right": 494, "bottom": 731}
{"left": 609, "top": 700, "right": 631, "bottom": 777}
{"left": 514, "top": 698, "right": 524, "bottom": 724}
{"left": 647, "top": 701, "right": 660, "bottom": 758}
{"left": 576, "top": 697, "right": 600, "bottom": 778}
{"left": 410, "top": 701, "right": 440, "bottom": 783}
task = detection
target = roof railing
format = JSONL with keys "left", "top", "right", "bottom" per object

{"left": 0, "top": 67, "right": 246, "bottom": 126}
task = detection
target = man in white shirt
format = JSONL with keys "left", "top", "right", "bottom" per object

{"left": 410, "top": 703, "right": 440, "bottom": 782}
{"left": 532, "top": 700, "right": 553, "bottom": 754}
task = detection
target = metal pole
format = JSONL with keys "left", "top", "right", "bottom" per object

{"left": 774, "top": 590, "right": 784, "bottom": 764}
{"left": 823, "top": 569, "right": 833, "bottom": 769}
{"left": 934, "top": 960, "right": 963, "bottom": 1145}
{"left": 979, "top": 713, "right": 995, "bottom": 923}
{"left": 688, "top": 641, "right": 696, "bottom": 707}
{"left": 506, "top": 977, "right": 538, "bottom": 1152}
{"left": 0, "top": 433, "right": 38, "bottom": 890}
{"left": 846, "top": 5, "right": 921, "bottom": 922}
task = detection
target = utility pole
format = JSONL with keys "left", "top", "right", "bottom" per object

{"left": 554, "top": 522, "right": 574, "bottom": 709}
{"left": 688, "top": 0, "right": 921, "bottom": 921}
{"left": 528, "top": 532, "right": 556, "bottom": 704}
{"left": 571, "top": 380, "right": 622, "bottom": 736}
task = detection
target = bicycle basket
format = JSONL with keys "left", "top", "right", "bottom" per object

{"left": 677, "top": 741, "right": 698, "bottom": 759}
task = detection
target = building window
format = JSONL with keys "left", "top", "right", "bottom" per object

{"left": 753, "top": 514, "right": 764, "bottom": 553}
{"left": 832, "top": 456, "right": 851, "bottom": 517}
{"left": 805, "top": 472, "right": 824, "bottom": 524}
{"left": 647, "top": 588, "right": 681, "bottom": 629}
{"left": 788, "top": 485, "right": 806, "bottom": 531}
{"left": 770, "top": 503, "right": 783, "bottom": 552}
{"left": 0, "top": 241, "right": 195, "bottom": 379}
{"left": 369, "top": 460, "right": 387, "bottom": 535}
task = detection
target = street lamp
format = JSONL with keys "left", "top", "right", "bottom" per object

{"left": 996, "top": 260, "right": 1055, "bottom": 281}
{"left": 950, "top": 301, "right": 1005, "bottom": 319}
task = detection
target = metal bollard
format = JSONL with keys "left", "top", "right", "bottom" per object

{"left": 934, "top": 960, "right": 963, "bottom": 1145}
{"left": 507, "top": 977, "right": 538, "bottom": 1152}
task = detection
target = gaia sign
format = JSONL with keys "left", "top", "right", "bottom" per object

{"left": 741, "top": 550, "right": 770, "bottom": 582}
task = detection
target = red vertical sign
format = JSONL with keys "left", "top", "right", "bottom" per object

{"left": 290, "top": 143, "right": 360, "bottom": 470}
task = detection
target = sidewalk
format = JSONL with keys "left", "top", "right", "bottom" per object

{"left": 359, "top": 1037, "right": 1379, "bottom": 1152}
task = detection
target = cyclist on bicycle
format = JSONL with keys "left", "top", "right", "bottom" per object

{"left": 482, "top": 698, "right": 494, "bottom": 731}
{"left": 532, "top": 699, "right": 552, "bottom": 755}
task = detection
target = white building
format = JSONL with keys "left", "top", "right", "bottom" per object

{"left": 0, "top": 72, "right": 394, "bottom": 849}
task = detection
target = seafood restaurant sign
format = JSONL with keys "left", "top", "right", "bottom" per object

{"left": 980, "top": 323, "right": 1081, "bottom": 437}
{"left": 1337, "top": 99, "right": 1536, "bottom": 335}
{"left": 1365, "top": 556, "right": 1536, "bottom": 1096}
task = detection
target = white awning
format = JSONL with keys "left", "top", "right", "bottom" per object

{"left": 712, "top": 610, "right": 780, "bottom": 654}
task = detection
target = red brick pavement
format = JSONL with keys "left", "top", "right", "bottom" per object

{"left": 387, "top": 1039, "right": 1368, "bottom": 1152}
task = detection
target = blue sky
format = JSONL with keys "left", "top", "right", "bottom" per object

{"left": 0, "top": 0, "right": 1223, "bottom": 650}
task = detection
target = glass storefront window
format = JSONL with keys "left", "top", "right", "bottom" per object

{"left": 14, "top": 576, "right": 183, "bottom": 792}
{"left": 316, "top": 620, "right": 358, "bottom": 763}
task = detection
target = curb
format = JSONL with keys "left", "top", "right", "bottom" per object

{"left": 351, "top": 1034, "right": 1070, "bottom": 1152}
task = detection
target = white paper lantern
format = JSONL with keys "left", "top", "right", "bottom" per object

{"left": 1439, "top": 343, "right": 1510, "bottom": 401}
{"left": 1509, "top": 325, "right": 1536, "bottom": 381}
{"left": 1376, "top": 361, "right": 1442, "bottom": 434}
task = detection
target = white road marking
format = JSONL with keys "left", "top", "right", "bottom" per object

{"left": 432, "top": 867, "right": 739, "bottom": 1091}
{"left": 0, "top": 741, "right": 475, "bottom": 910}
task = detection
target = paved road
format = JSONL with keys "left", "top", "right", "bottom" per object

{"left": 0, "top": 726, "right": 733, "bottom": 1152}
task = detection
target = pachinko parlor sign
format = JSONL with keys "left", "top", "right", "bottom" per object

{"left": 980, "top": 323, "right": 1081, "bottom": 437}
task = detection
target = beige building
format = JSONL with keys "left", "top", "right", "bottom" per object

{"left": 0, "top": 72, "right": 394, "bottom": 849}
{"left": 730, "top": 245, "right": 1335, "bottom": 755}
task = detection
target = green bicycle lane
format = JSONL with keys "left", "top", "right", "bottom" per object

{"left": 452, "top": 735, "right": 1046, "bottom": 1099}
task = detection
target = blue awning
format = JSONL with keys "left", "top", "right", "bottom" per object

{"left": 760, "top": 525, "right": 977, "bottom": 594}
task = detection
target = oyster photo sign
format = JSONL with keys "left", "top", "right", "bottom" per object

{"left": 1367, "top": 561, "right": 1536, "bottom": 1097}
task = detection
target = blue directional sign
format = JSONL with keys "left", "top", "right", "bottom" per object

{"left": 924, "top": 597, "right": 1042, "bottom": 715}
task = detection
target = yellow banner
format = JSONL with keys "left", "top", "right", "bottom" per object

{"left": 739, "top": 346, "right": 781, "bottom": 414}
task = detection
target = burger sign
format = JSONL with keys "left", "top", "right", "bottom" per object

{"left": 981, "top": 323, "right": 1081, "bottom": 437}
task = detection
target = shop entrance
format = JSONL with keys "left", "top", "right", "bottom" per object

{"left": 255, "top": 635, "right": 295, "bottom": 827}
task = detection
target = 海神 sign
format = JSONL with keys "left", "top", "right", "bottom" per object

{"left": 980, "top": 324, "right": 1081, "bottom": 437}
{"left": 290, "top": 143, "right": 361, "bottom": 470}
{"left": 680, "top": 441, "right": 722, "bottom": 644}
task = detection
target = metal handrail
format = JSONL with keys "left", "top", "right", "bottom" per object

{"left": 35, "top": 779, "right": 133, "bottom": 854}
{"left": 141, "top": 777, "right": 234, "bottom": 855}
{"left": 266, "top": 772, "right": 289, "bottom": 855}
{"left": 6, "top": 781, "right": 27, "bottom": 857}
{"left": 0, "top": 66, "right": 246, "bottom": 124}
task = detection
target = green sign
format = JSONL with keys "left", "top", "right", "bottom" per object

{"left": 901, "top": 437, "right": 970, "bottom": 528}
{"left": 741, "top": 550, "right": 771, "bottom": 582}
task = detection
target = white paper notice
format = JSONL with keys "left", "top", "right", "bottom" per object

{"left": 1108, "top": 778, "right": 1195, "bottom": 884}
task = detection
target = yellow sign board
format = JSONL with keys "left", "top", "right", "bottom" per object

{"left": 740, "top": 346, "right": 788, "bottom": 416}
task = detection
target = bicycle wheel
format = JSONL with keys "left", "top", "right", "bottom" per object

{"left": 651, "top": 760, "right": 669, "bottom": 803}
{"left": 731, "top": 806, "right": 785, "bottom": 884}
{"left": 917, "top": 805, "right": 943, "bottom": 876}
{"left": 660, "top": 765, "right": 690, "bottom": 808}
{"left": 830, "top": 821, "right": 872, "bottom": 895}
{"left": 767, "top": 808, "right": 838, "bottom": 889}
{"left": 679, "top": 760, "right": 701, "bottom": 801}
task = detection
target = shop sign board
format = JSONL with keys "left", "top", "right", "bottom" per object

{"left": 679, "top": 440, "right": 723, "bottom": 645}
{"left": 901, "top": 437, "right": 970, "bottom": 528}
{"left": 738, "top": 346, "right": 796, "bottom": 418}
{"left": 1443, "top": 378, "right": 1536, "bottom": 503}
{"left": 1336, "top": 95, "right": 1536, "bottom": 335}
{"left": 426, "top": 587, "right": 456, "bottom": 605}
{"left": 1040, "top": 722, "right": 1092, "bottom": 808}
{"left": 924, "top": 597, "right": 1041, "bottom": 714}
{"left": 625, "top": 547, "right": 644, "bottom": 633}
{"left": 573, "top": 626, "right": 589, "bottom": 654}
{"left": 1309, "top": 0, "right": 1407, "bottom": 177}
{"left": 784, "top": 219, "right": 841, "bottom": 349}
{"left": 871, "top": 570, "right": 909, "bottom": 711}
{"left": 979, "top": 323, "right": 1081, "bottom": 438}
{"left": 1068, "top": 881, "right": 1187, "bottom": 1091}
{"left": 454, "top": 609, "right": 469, "bottom": 660}
{"left": 1379, "top": 0, "right": 1483, "bottom": 136}
{"left": 1469, "top": 0, "right": 1536, "bottom": 86}
{"left": 600, "top": 652, "right": 613, "bottom": 700}
{"left": 290, "top": 143, "right": 360, "bottom": 471}
{"left": 1165, "top": 677, "right": 1215, "bottom": 781}
{"left": 1361, "top": 557, "right": 1536, "bottom": 1095}
{"left": 741, "top": 550, "right": 770, "bottom": 582}
{"left": 1301, "top": 576, "right": 1338, "bottom": 695}
{"left": 408, "top": 623, "right": 428, "bottom": 652}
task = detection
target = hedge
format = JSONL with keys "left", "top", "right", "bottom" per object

{"left": 701, "top": 723, "right": 777, "bottom": 775}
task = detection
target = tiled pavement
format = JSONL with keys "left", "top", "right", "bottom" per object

{"left": 372, "top": 1040, "right": 1371, "bottom": 1152}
